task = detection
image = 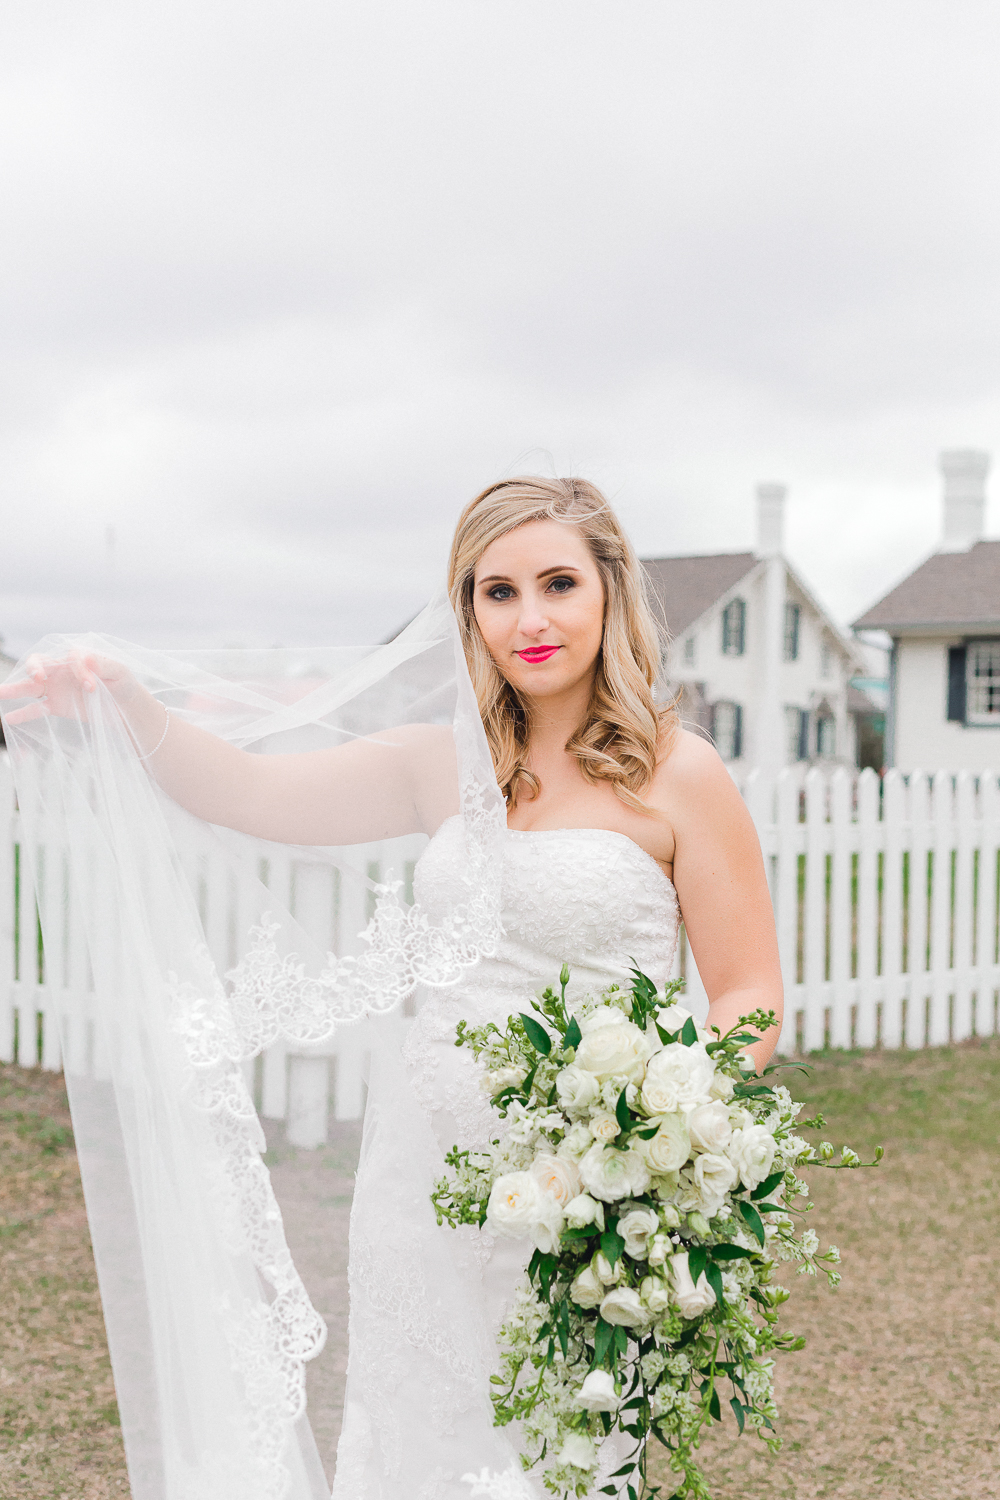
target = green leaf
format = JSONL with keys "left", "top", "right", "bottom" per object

{"left": 634, "top": 1125, "right": 660, "bottom": 1139}
{"left": 654, "top": 1021, "right": 677, "bottom": 1046}
{"left": 564, "top": 1015, "right": 582, "bottom": 1052}
{"left": 519, "top": 1013, "right": 552, "bottom": 1055}
{"left": 751, "top": 1171, "right": 785, "bottom": 1202}
{"left": 730, "top": 1395, "right": 746, "bottom": 1434}
{"left": 705, "top": 1262, "right": 725, "bottom": 1306}
{"left": 561, "top": 1224, "right": 600, "bottom": 1241}
{"left": 736, "top": 1199, "right": 766, "bottom": 1248}
{"left": 707, "top": 1387, "right": 721, "bottom": 1421}
{"left": 687, "top": 1244, "right": 709, "bottom": 1286}
{"left": 710, "top": 1244, "right": 755, "bottom": 1262}
{"left": 614, "top": 1324, "right": 628, "bottom": 1357}
{"left": 680, "top": 1016, "right": 698, "bottom": 1047}
{"left": 615, "top": 1087, "right": 632, "bottom": 1135}
{"left": 733, "top": 1082, "right": 773, "bottom": 1099}
{"left": 601, "top": 1223, "right": 625, "bottom": 1269}
{"left": 753, "top": 1201, "right": 785, "bottom": 1215}
{"left": 593, "top": 1317, "right": 613, "bottom": 1367}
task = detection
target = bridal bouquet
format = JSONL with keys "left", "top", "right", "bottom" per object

{"left": 431, "top": 968, "right": 878, "bottom": 1500}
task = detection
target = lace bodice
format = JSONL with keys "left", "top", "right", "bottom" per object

{"left": 403, "top": 818, "right": 681, "bottom": 1148}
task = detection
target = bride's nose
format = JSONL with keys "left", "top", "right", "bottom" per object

{"left": 517, "top": 599, "right": 550, "bottom": 638}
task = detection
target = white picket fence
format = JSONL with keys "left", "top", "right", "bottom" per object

{"left": 2, "top": 753, "right": 999, "bottom": 1141}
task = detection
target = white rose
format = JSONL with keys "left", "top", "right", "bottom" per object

{"left": 556, "top": 1064, "right": 602, "bottom": 1114}
{"left": 530, "top": 1153, "right": 581, "bottom": 1207}
{"left": 579, "top": 1143, "right": 651, "bottom": 1203}
{"left": 557, "top": 1431, "right": 597, "bottom": 1469}
{"left": 600, "top": 1285, "right": 652, "bottom": 1328}
{"left": 657, "top": 1003, "right": 693, "bottom": 1033}
{"left": 529, "top": 1190, "right": 565, "bottom": 1254}
{"left": 558, "top": 1123, "right": 595, "bottom": 1159}
{"left": 727, "top": 1104, "right": 754, "bottom": 1132}
{"left": 728, "top": 1125, "right": 777, "bottom": 1190}
{"left": 575, "top": 1369, "right": 621, "bottom": 1412}
{"left": 688, "top": 1100, "right": 733, "bottom": 1155}
{"left": 618, "top": 1205, "right": 660, "bottom": 1260}
{"left": 575, "top": 1015, "right": 652, "bottom": 1083}
{"left": 565, "top": 1192, "right": 605, "bottom": 1231}
{"left": 640, "top": 1274, "right": 671, "bottom": 1314}
{"left": 647, "top": 1232, "right": 671, "bottom": 1267}
{"left": 480, "top": 1065, "right": 527, "bottom": 1096}
{"left": 593, "top": 1251, "right": 623, "bottom": 1285}
{"left": 579, "top": 1005, "right": 630, "bottom": 1034}
{"left": 692, "top": 1151, "right": 739, "bottom": 1206}
{"left": 640, "top": 1043, "right": 715, "bottom": 1115}
{"left": 569, "top": 1263, "right": 605, "bottom": 1308}
{"left": 486, "top": 1172, "right": 543, "bottom": 1238}
{"left": 669, "top": 1250, "right": 717, "bottom": 1318}
{"left": 589, "top": 1111, "right": 621, "bottom": 1142}
{"left": 709, "top": 1070, "right": 736, "bottom": 1101}
{"left": 638, "top": 1112, "right": 691, "bottom": 1174}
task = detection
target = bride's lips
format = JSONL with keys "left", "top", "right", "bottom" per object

{"left": 516, "top": 645, "right": 561, "bottom": 663}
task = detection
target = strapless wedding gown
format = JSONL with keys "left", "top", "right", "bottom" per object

{"left": 332, "top": 819, "right": 680, "bottom": 1500}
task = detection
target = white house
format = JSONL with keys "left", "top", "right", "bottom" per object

{"left": 644, "top": 485, "right": 868, "bottom": 772}
{"left": 853, "top": 450, "right": 1000, "bottom": 773}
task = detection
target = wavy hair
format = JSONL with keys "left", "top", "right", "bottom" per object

{"left": 447, "top": 476, "right": 677, "bottom": 810}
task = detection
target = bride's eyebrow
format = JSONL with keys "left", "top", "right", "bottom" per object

{"left": 477, "top": 565, "right": 583, "bottom": 585}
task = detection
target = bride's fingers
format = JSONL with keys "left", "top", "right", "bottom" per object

{"left": 3, "top": 701, "right": 50, "bottom": 725}
{"left": 69, "top": 651, "right": 98, "bottom": 693}
{"left": 0, "top": 676, "right": 46, "bottom": 700}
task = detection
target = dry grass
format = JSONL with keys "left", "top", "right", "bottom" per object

{"left": 3, "top": 1043, "right": 1000, "bottom": 1499}
{"left": 0, "top": 1065, "right": 127, "bottom": 1499}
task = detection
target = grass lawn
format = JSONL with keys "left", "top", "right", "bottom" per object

{"left": 3, "top": 1043, "right": 999, "bottom": 1498}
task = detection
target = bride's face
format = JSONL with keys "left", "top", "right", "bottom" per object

{"left": 472, "top": 519, "right": 605, "bottom": 702}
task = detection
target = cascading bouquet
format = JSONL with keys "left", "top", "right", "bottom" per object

{"left": 431, "top": 967, "right": 880, "bottom": 1500}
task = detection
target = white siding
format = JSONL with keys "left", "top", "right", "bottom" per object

{"left": 894, "top": 637, "right": 1000, "bottom": 772}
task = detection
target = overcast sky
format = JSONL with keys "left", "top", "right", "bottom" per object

{"left": 2, "top": 1, "right": 999, "bottom": 659}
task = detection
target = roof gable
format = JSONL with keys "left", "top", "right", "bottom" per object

{"left": 641, "top": 552, "right": 757, "bottom": 635}
{"left": 853, "top": 539, "right": 1000, "bottom": 632}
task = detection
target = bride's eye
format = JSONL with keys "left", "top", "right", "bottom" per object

{"left": 486, "top": 584, "right": 516, "bottom": 601}
{"left": 547, "top": 576, "right": 575, "bottom": 594}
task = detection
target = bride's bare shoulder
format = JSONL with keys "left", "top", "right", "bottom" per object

{"left": 650, "top": 724, "right": 740, "bottom": 814}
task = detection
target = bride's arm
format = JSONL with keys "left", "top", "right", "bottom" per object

{"left": 0, "top": 652, "right": 456, "bottom": 845}
{"left": 654, "top": 730, "right": 783, "bottom": 1072}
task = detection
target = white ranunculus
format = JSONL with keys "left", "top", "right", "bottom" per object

{"left": 579, "top": 1143, "right": 651, "bottom": 1203}
{"left": 558, "top": 1123, "right": 594, "bottom": 1159}
{"left": 564, "top": 1193, "right": 605, "bottom": 1231}
{"left": 647, "top": 1232, "right": 671, "bottom": 1267}
{"left": 670, "top": 1251, "right": 717, "bottom": 1318}
{"left": 692, "top": 1151, "right": 739, "bottom": 1206}
{"left": 640, "top": 1042, "right": 716, "bottom": 1116}
{"left": 529, "top": 1190, "right": 566, "bottom": 1255}
{"left": 556, "top": 1064, "right": 602, "bottom": 1114}
{"left": 640, "top": 1274, "right": 671, "bottom": 1314}
{"left": 589, "top": 1110, "right": 621, "bottom": 1142}
{"left": 727, "top": 1104, "right": 754, "bottom": 1132}
{"left": 569, "top": 1263, "right": 605, "bottom": 1308}
{"left": 557, "top": 1432, "right": 597, "bottom": 1469}
{"left": 600, "top": 1285, "right": 652, "bottom": 1328}
{"left": 575, "top": 1369, "right": 621, "bottom": 1413}
{"left": 578, "top": 1004, "right": 630, "bottom": 1034}
{"left": 688, "top": 1100, "right": 733, "bottom": 1155}
{"left": 575, "top": 1014, "right": 652, "bottom": 1083}
{"left": 530, "top": 1153, "right": 581, "bottom": 1207}
{"left": 486, "top": 1172, "right": 543, "bottom": 1238}
{"left": 638, "top": 1112, "right": 691, "bottom": 1174}
{"left": 728, "top": 1125, "right": 777, "bottom": 1190}
{"left": 618, "top": 1205, "right": 660, "bottom": 1260}
{"left": 480, "top": 1065, "right": 527, "bottom": 1096}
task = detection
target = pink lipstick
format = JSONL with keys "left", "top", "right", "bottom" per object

{"left": 516, "top": 645, "right": 561, "bottom": 663}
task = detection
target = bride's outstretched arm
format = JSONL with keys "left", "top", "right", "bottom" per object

{"left": 655, "top": 730, "right": 784, "bottom": 1072}
{"left": 0, "top": 651, "right": 457, "bottom": 845}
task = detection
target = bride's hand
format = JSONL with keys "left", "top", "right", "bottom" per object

{"left": 0, "top": 650, "right": 133, "bottom": 724}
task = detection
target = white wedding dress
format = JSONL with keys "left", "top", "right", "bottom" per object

{"left": 334, "top": 817, "right": 680, "bottom": 1499}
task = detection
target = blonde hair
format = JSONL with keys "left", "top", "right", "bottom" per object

{"left": 447, "top": 475, "right": 677, "bottom": 810}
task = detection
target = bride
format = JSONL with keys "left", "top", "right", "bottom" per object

{"left": 0, "top": 476, "right": 782, "bottom": 1500}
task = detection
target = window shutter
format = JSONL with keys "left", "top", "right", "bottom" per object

{"left": 736, "top": 600, "right": 746, "bottom": 655}
{"left": 733, "top": 703, "right": 743, "bottom": 760}
{"left": 797, "top": 709, "right": 809, "bottom": 762}
{"left": 947, "top": 646, "right": 967, "bottom": 722}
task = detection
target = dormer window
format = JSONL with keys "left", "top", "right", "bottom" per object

{"left": 783, "top": 603, "right": 800, "bottom": 661}
{"left": 721, "top": 599, "right": 746, "bottom": 656}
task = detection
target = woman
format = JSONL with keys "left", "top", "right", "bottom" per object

{"left": 0, "top": 476, "right": 781, "bottom": 1500}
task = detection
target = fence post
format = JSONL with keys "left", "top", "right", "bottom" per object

{"left": 977, "top": 770, "right": 1000, "bottom": 1036}
{"left": 828, "top": 769, "right": 852, "bottom": 1048}
{"left": 773, "top": 768, "right": 800, "bottom": 1054}
{"left": 0, "top": 758, "right": 14, "bottom": 1063}
{"left": 953, "top": 771, "right": 976, "bottom": 1041}
{"left": 880, "top": 770, "right": 906, "bottom": 1048}
{"left": 855, "top": 769, "right": 880, "bottom": 1048}
{"left": 907, "top": 772, "right": 931, "bottom": 1048}
{"left": 802, "top": 768, "right": 828, "bottom": 1052}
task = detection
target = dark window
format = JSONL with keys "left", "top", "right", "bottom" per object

{"left": 712, "top": 701, "right": 743, "bottom": 760}
{"left": 721, "top": 599, "right": 746, "bottom": 656}
{"left": 783, "top": 603, "right": 800, "bottom": 662}
{"left": 947, "top": 646, "right": 967, "bottom": 723}
{"left": 966, "top": 640, "right": 1000, "bottom": 724}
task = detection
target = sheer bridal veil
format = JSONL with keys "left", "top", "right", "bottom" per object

{"left": 0, "top": 596, "right": 507, "bottom": 1500}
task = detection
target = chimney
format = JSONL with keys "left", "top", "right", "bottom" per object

{"left": 940, "top": 449, "right": 989, "bottom": 551}
{"left": 755, "top": 482, "right": 787, "bottom": 557}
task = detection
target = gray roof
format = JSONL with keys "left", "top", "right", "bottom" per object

{"left": 853, "top": 540, "right": 1000, "bottom": 632}
{"left": 642, "top": 552, "right": 758, "bottom": 636}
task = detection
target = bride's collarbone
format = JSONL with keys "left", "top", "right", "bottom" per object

{"left": 505, "top": 800, "right": 675, "bottom": 882}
